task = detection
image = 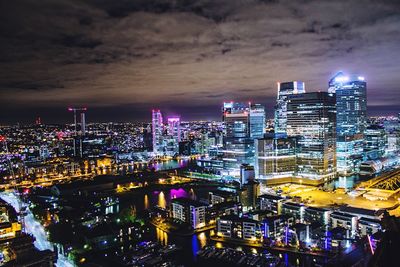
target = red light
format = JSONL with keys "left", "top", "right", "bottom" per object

{"left": 0, "top": 136, "right": 5, "bottom": 142}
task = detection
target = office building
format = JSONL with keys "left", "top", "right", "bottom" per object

{"left": 329, "top": 72, "right": 367, "bottom": 175}
{"left": 255, "top": 135, "right": 297, "bottom": 183}
{"left": 222, "top": 102, "right": 253, "bottom": 170}
{"left": 364, "top": 125, "right": 387, "bottom": 160}
{"left": 249, "top": 103, "right": 266, "bottom": 138}
{"left": 240, "top": 164, "right": 255, "bottom": 185}
{"left": 274, "top": 81, "right": 305, "bottom": 135}
{"left": 286, "top": 92, "right": 337, "bottom": 183}
{"left": 152, "top": 109, "right": 164, "bottom": 155}
{"left": 221, "top": 102, "right": 266, "bottom": 172}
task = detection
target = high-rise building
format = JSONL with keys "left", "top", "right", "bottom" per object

{"left": 274, "top": 81, "right": 305, "bottom": 135}
{"left": 364, "top": 125, "right": 387, "bottom": 160}
{"left": 167, "top": 117, "right": 181, "bottom": 142}
{"left": 255, "top": 135, "right": 297, "bottom": 183}
{"left": 165, "top": 116, "right": 181, "bottom": 155}
{"left": 80, "top": 112, "right": 86, "bottom": 135}
{"left": 240, "top": 164, "right": 255, "bottom": 186}
{"left": 286, "top": 92, "right": 337, "bottom": 183}
{"left": 249, "top": 103, "right": 266, "bottom": 139}
{"left": 222, "top": 102, "right": 253, "bottom": 170}
{"left": 152, "top": 109, "right": 164, "bottom": 155}
{"left": 329, "top": 72, "right": 367, "bottom": 175}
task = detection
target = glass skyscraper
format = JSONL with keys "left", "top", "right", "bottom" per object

{"left": 222, "top": 102, "right": 265, "bottom": 171}
{"left": 274, "top": 81, "right": 305, "bottom": 135}
{"left": 286, "top": 92, "right": 337, "bottom": 183}
{"left": 152, "top": 109, "right": 164, "bottom": 155}
{"left": 329, "top": 72, "right": 367, "bottom": 175}
{"left": 249, "top": 103, "right": 266, "bottom": 139}
{"left": 364, "top": 125, "right": 386, "bottom": 160}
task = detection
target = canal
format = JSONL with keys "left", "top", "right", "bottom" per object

{"left": 117, "top": 184, "right": 329, "bottom": 266}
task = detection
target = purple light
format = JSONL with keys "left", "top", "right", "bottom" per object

{"left": 167, "top": 117, "right": 180, "bottom": 122}
{"left": 170, "top": 188, "right": 188, "bottom": 199}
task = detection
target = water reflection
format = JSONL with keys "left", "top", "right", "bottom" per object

{"left": 144, "top": 194, "right": 149, "bottom": 210}
{"left": 198, "top": 232, "right": 207, "bottom": 248}
{"left": 158, "top": 191, "right": 166, "bottom": 209}
{"left": 156, "top": 227, "right": 168, "bottom": 246}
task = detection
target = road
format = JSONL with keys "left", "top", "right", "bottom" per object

{"left": 0, "top": 191, "right": 75, "bottom": 267}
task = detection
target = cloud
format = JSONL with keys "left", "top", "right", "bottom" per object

{"left": 0, "top": 0, "right": 400, "bottom": 122}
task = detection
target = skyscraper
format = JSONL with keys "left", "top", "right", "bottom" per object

{"left": 80, "top": 112, "right": 86, "bottom": 135}
{"left": 152, "top": 109, "right": 164, "bottom": 155}
{"left": 286, "top": 92, "right": 337, "bottom": 183}
{"left": 364, "top": 125, "right": 387, "bottom": 160}
{"left": 255, "top": 135, "right": 297, "bottom": 183}
{"left": 222, "top": 102, "right": 253, "bottom": 170}
{"left": 166, "top": 116, "right": 181, "bottom": 155}
{"left": 167, "top": 117, "right": 181, "bottom": 142}
{"left": 329, "top": 72, "right": 367, "bottom": 175}
{"left": 274, "top": 81, "right": 305, "bottom": 135}
{"left": 249, "top": 103, "right": 266, "bottom": 139}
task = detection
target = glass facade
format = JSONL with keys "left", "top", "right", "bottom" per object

{"left": 364, "top": 125, "right": 386, "bottom": 160}
{"left": 329, "top": 72, "right": 367, "bottom": 175}
{"left": 286, "top": 92, "right": 337, "bottom": 182}
{"left": 255, "top": 135, "right": 297, "bottom": 180}
{"left": 249, "top": 103, "right": 266, "bottom": 139}
{"left": 222, "top": 102, "right": 265, "bottom": 171}
{"left": 152, "top": 109, "right": 164, "bottom": 155}
{"left": 222, "top": 102, "right": 253, "bottom": 170}
{"left": 274, "top": 81, "right": 305, "bottom": 135}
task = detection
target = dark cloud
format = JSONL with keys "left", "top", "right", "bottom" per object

{"left": 0, "top": 0, "right": 399, "bottom": 123}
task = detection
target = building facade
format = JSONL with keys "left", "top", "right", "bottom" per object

{"left": 255, "top": 135, "right": 297, "bottom": 182}
{"left": 152, "top": 109, "right": 164, "bottom": 155}
{"left": 274, "top": 81, "right": 305, "bottom": 135}
{"left": 249, "top": 103, "right": 266, "bottom": 139}
{"left": 286, "top": 92, "right": 337, "bottom": 183}
{"left": 329, "top": 72, "right": 367, "bottom": 175}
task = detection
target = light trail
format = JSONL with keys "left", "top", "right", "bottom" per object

{"left": 0, "top": 191, "right": 75, "bottom": 267}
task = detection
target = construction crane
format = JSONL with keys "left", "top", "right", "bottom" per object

{"left": 0, "top": 135, "right": 26, "bottom": 231}
{"left": 67, "top": 107, "right": 87, "bottom": 157}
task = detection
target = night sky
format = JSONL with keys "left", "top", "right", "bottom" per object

{"left": 1, "top": 0, "right": 399, "bottom": 124}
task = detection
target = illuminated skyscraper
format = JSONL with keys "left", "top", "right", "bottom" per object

{"left": 255, "top": 135, "right": 297, "bottom": 183}
{"left": 166, "top": 116, "right": 181, "bottom": 155}
{"left": 274, "top": 81, "right": 305, "bottom": 135}
{"left": 222, "top": 102, "right": 253, "bottom": 170}
{"left": 364, "top": 125, "right": 386, "bottom": 160}
{"left": 167, "top": 117, "right": 181, "bottom": 142}
{"left": 249, "top": 103, "right": 266, "bottom": 139}
{"left": 80, "top": 112, "right": 86, "bottom": 135}
{"left": 152, "top": 109, "right": 164, "bottom": 155}
{"left": 329, "top": 72, "right": 367, "bottom": 175}
{"left": 286, "top": 92, "right": 337, "bottom": 183}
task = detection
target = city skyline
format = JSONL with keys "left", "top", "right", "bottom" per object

{"left": 1, "top": 0, "right": 400, "bottom": 123}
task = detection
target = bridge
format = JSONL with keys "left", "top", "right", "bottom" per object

{"left": 357, "top": 169, "right": 400, "bottom": 199}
